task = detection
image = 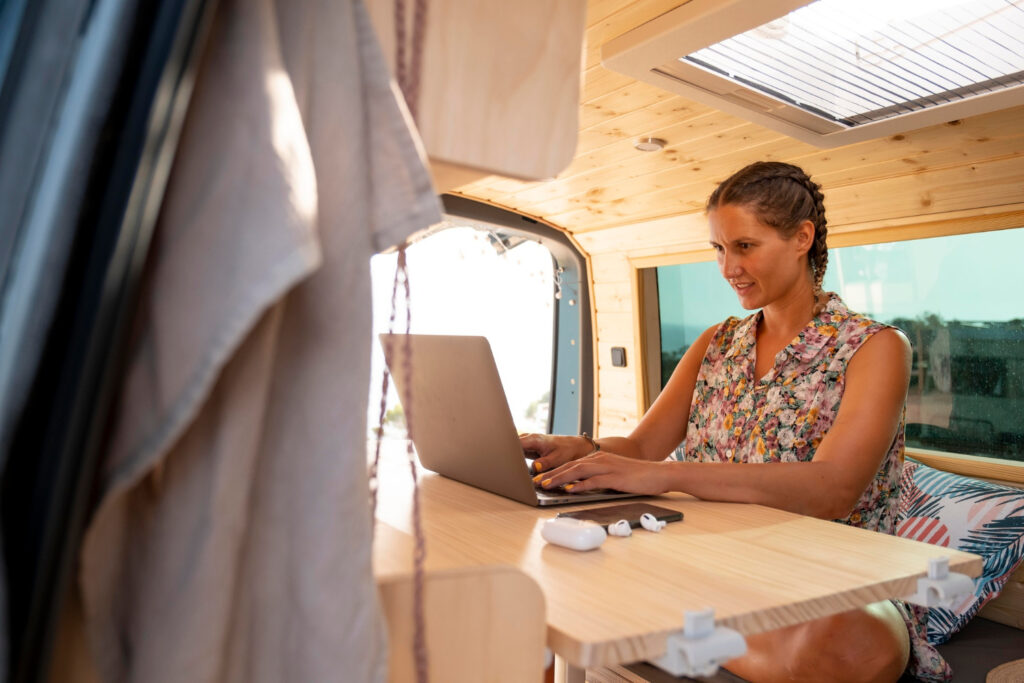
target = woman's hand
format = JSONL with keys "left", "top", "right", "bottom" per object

{"left": 533, "top": 451, "right": 671, "bottom": 496}
{"left": 519, "top": 433, "right": 594, "bottom": 473}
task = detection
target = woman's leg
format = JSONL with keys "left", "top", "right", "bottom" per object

{"left": 722, "top": 601, "right": 910, "bottom": 683}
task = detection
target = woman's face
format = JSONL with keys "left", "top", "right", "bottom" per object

{"left": 708, "top": 204, "right": 813, "bottom": 310}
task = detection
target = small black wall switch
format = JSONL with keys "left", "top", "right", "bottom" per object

{"left": 611, "top": 347, "right": 627, "bottom": 367}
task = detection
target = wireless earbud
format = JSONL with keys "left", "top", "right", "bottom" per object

{"left": 607, "top": 519, "right": 632, "bottom": 537}
{"left": 640, "top": 513, "right": 666, "bottom": 532}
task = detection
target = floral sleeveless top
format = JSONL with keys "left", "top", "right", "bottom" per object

{"left": 684, "top": 294, "right": 953, "bottom": 681}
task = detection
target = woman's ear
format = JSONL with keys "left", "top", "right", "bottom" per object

{"left": 793, "top": 219, "right": 815, "bottom": 255}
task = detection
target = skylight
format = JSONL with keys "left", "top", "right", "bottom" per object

{"left": 683, "top": 0, "right": 1024, "bottom": 127}
{"left": 601, "top": 0, "right": 1024, "bottom": 146}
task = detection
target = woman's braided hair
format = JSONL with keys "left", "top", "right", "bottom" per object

{"left": 706, "top": 161, "right": 829, "bottom": 297}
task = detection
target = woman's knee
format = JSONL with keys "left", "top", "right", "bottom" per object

{"left": 786, "top": 608, "right": 908, "bottom": 683}
{"left": 726, "top": 606, "right": 908, "bottom": 683}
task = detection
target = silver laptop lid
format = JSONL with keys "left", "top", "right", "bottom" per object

{"left": 379, "top": 333, "right": 542, "bottom": 505}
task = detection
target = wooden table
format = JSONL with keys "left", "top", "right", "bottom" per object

{"left": 373, "top": 452, "right": 982, "bottom": 677}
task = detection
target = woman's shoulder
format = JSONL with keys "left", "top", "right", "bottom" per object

{"left": 823, "top": 295, "right": 889, "bottom": 337}
{"left": 823, "top": 295, "right": 910, "bottom": 356}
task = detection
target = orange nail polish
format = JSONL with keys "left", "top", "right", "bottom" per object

{"left": 564, "top": 484, "right": 575, "bottom": 491}
{"left": 541, "top": 479, "right": 552, "bottom": 487}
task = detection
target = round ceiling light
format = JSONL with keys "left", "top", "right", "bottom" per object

{"left": 634, "top": 137, "right": 666, "bottom": 152}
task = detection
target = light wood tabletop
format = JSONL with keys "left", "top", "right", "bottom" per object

{"left": 372, "top": 451, "right": 982, "bottom": 669}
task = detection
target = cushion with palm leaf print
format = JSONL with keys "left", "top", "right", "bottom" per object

{"left": 896, "top": 457, "right": 1024, "bottom": 645}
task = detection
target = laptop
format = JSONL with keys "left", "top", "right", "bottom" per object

{"left": 378, "top": 333, "right": 642, "bottom": 506}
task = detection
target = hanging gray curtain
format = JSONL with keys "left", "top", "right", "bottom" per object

{"left": 57, "top": 0, "right": 441, "bottom": 681}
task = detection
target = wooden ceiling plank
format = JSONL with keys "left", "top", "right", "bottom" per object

{"left": 814, "top": 145, "right": 1024, "bottom": 192}
{"left": 581, "top": 65, "right": 636, "bottom": 102}
{"left": 453, "top": 174, "right": 524, "bottom": 193}
{"left": 566, "top": 106, "right": 1024, "bottom": 217}
{"left": 461, "top": 99, "right": 721, "bottom": 210}
{"left": 588, "top": 132, "right": 803, "bottom": 194}
{"left": 451, "top": 183, "right": 528, "bottom": 203}
{"left": 522, "top": 125, "right": 792, "bottom": 216}
{"left": 506, "top": 112, "right": 758, "bottom": 208}
{"left": 484, "top": 141, "right": 698, "bottom": 211}
{"left": 550, "top": 202, "right": 699, "bottom": 233}
{"left": 575, "top": 97, "right": 714, "bottom": 156}
{"left": 574, "top": 96, "right": 720, "bottom": 154}
{"left": 586, "top": 0, "right": 645, "bottom": 29}
{"left": 551, "top": 191, "right": 708, "bottom": 232}
{"left": 506, "top": 127, "right": 712, "bottom": 202}
{"left": 580, "top": 81, "right": 678, "bottom": 130}
{"left": 797, "top": 107, "right": 1024, "bottom": 187}
{"left": 473, "top": 177, "right": 539, "bottom": 195}
{"left": 450, "top": 186, "right": 521, "bottom": 205}
{"left": 825, "top": 156, "right": 1024, "bottom": 227}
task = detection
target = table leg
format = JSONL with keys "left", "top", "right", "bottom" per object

{"left": 554, "top": 655, "right": 586, "bottom": 683}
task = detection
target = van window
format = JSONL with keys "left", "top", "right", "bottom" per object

{"left": 652, "top": 227, "right": 1024, "bottom": 463}
{"left": 369, "top": 225, "right": 554, "bottom": 435}
{"left": 368, "top": 190, "right": 603, "bottom": 454}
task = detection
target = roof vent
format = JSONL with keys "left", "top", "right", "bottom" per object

{"left": 602, "top": 0, "right": 1024, "bottom": 147}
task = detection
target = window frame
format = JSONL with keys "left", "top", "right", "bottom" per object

{"left": 439, "top": 195, "right": 595, "bottom": 437}
{"left": 635, "top": 208, "right": 1024, "bottom": 485}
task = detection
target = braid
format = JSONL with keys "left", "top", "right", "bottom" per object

{"left": 707, "top": 161, "right": 829, "bottom": 303}
{"left": 782, "top": 169, "right": 828, "bottom": 294}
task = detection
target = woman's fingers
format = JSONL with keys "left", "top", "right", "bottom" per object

{"left": 533, "top": 454, "right": 605, "bottom": 489}
{"left": 533, "top": 454, "right": 667, "bottom": 495}
{"left": 531, "top": 452, "right": 565, "bottom": 474}
{"left": 563, "top": 473, "right": 616, "bottom": 493}
{"left": 520, "top": 433, "right": 554, "bottom": 471}
{"left": 520, "top": 435, "right": 559, "bottom": 474}
{"left": 520, "top": 433, "right": 589, "bottom": 473}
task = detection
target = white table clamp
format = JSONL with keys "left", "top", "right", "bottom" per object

{"left": 649, "top": 608, "right": 747, "bottom": 678}
{"left": 902, "top": 557, "right": 975, "bottom": 608}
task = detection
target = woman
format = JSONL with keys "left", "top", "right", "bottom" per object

{"left": 521, "top": 162, "right": 950, "bottom": 682}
